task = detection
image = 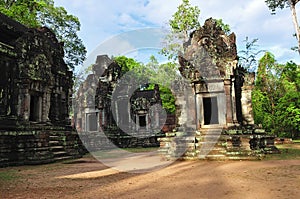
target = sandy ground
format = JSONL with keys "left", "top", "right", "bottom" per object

{"left": 1, "top": 154, "right": 300, "bottom": 199}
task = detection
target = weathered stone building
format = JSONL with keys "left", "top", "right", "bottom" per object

{"left": 75, "top": 55, "right": 164, "bottom": 150}
{"left": 0, "top": 13, "right": 83, "bottom": 167}
{"left": 159, "top": 18, "right": 277, "bottom": 160}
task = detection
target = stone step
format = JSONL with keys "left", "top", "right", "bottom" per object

{"left": 49, "top": 135, "right": 61, "bottom": 141}
{"left": 53, "top": 156, "right": 74, "bottom": 162}
{"left": 226, "top": 156, "right": 260, "bottom": 160}
{"left": 53, "top": 151, "right": 68, "bottom": 157}
{"left": 51, "top": 146, "right": 65, "bottom": 152}
{"left": 203, "top": 154, "right": 227, "bottom": 160}
{"left": 49, "top": 140, "right": 60, "bottom": 146}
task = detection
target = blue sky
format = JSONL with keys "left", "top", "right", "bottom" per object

{"left": 54, "top": 0, "right": 300, "bottom": 69}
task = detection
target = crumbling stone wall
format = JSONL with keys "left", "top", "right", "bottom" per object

{"left": 75, "top": 55, "right": 165, "bottom": 149}
{"left": 159, "top": 18, "right": 277, "bottom": 160}
{"left": 0, "top": 13, "right": 83, "bottom": 167}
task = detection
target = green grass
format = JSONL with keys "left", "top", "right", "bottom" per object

{"left": 293, "top": 140, "right": 300, "bottom": 143}
{"left": 265, "top": 144, "right": 300, "bottom": 160}
{"left": 0, "top": 170, "right": 19, "bottom": 182}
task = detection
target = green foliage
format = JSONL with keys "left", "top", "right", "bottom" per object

{"left": 0, "top": 170, "right": 19, "bottom": 182}
{"left": 161, "top": 0, "right": 200, "bottom": 61}
{"left": 159, "top": 86, "right": 176, "bottom": 113}
{"left": 114, "top": 55, "right": 177, "bottom": 114}
{"left": 264, "top": 0, "right": 298, "bottom": 14}
{"left": 265, "top": 144, "right": 300, "bottom": 160}
{"left": 114, "top": 56, "right": 143, "bottom": 74}
{"left": 252, "top": 52, "right": 300, "bottom": 138}
{"left": 215, "top": 19, "right": 231, "bottom": 35}
{"left": 169, "top": 0, "right": 200, "bottom": 39}
{"left": 0, "top": 0, "right": 86, "bottom": 70}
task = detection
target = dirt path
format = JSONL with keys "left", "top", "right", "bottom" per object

{"left": 1, "top": 155, "right": 300, "bottom": 199}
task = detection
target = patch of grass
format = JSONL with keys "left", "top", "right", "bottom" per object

{"left": 266, "top": 144, "right": 300, "bottom": 160}
{"left": 293, "top": 140, "right": 300, "bottom": 143}
{"left": 0, "top": 170, "right": 20, "bottom": 182}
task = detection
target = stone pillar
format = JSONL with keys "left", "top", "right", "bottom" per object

{"left": 224, "top": 79, "right": 234, "bottom": 126}
{"left": 231, "top": 78, "right": 238, "bottom": 124}
{"left": 18, "top": 83, "right": 30, "bottom": 121}
{"left": 241, "top": 73, "right": 255, "bottom": 125}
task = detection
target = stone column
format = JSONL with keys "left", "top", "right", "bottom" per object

{"left": 18, "top": 82, "right": 30, "bottom": 121}
{"left": 231, "top": 78, "right": 238, "bottom": 124}
{"left": 224, "top": 79, "right": 233, "bottom": 126}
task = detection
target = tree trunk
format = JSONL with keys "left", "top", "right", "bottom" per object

{"left": 289, "top": 0, "right": 300, "bottom": 54}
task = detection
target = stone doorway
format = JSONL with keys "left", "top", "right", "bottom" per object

{"left": 139, "top": 115, "right": 147, "bottom": 127}
{"left": 29, "top": 94, "right": 42, "bottom": 122}
{"left": 87, "top": 112, "right": 98, "bottom": 131}
{"left": 203, "top": 97, "right": 219, "bottom": 125}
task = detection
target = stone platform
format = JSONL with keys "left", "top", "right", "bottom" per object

{"left": 0, "top": 127, "right": 84, "bottom": 167}
{"left": 158, "top": 127, "right": 279, "bottom": 161}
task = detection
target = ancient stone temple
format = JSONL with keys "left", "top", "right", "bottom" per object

{"left": 159, "top": 18, "right": 278, "bottom": 160}
{"left": 75, "top": 55, "right": 164, "bottom": 149}
{"left": 0, "top": 13, "right": 83, "bottom": 167}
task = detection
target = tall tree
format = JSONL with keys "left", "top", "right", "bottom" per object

{"left": 161, "top": 0, "right": 200, "bottom": 61}
{"left": 0, "top": 0, "right": 86, "bottom": 70}
{"left": 252, "top": 52, "right": 280, "bottom": 133}
{"left": 275, "top": 61, "right": 300, "bottom": 138}
{"left": 265, "top": 0, "right": 300, "bottom": 54}
{"left": 252, "top": 52, "right": 300, "bottom": 137}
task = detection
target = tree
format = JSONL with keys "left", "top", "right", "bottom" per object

{"left": 252, "top": 52, "right": 300, "bottom": 137}
{"left": 252, "top": 52, "right": 280, "bottom": 133}
{"left": 238, "top": 37, "right": 264, "bottom": 72}
{"left": 114, "top": 55, "right": 177, "bottom": 114}
{"left": 147, "top": 58, "right": 178, "bottom": 114}
{"left": 215, "top": 19, "right": 231, "bottom": 35}
{"left": 0, "top": 0, "right": 86, "bottom": 70}
{"left": 161, "top": 0, "right": 200, "bottom": 61}
{"left": 265, "top": 0, "right": 300, "bottom": 54}
{"left": 275, "top": 61, "right": 300, "bottom": 138}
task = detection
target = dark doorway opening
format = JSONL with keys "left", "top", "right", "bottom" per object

{"left": 203, "top": 97, "right": 219, "bottom": 125}
{"left": 139, "top": 115, "right": 146, "bottom": 127}
{"left": 29, "top": 95, "right": 40, "bottom": 122}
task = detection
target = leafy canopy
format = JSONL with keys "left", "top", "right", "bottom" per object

{"left": 114, "top": 55, "right": 177, "bottom": 114}
{"left": 252, "top": 52, "right": 300, "bottom": 137}
{"left": 0, "top": 0, "right": 86, "bottom": 70}
{"left": 161, "top": 0, "right": 200, "bottom": 61}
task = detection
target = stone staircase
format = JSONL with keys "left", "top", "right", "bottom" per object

{"left": 159, "top": 127, "right": 265, "bottom": 161}
{"left": 49, "top": 135, "right": 73, "bottom": 162}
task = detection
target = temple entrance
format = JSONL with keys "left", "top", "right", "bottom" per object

{"left": 139, "top": 115, "right": 147, "bottom": 127}
{"left": 86, "top": 112, "right": 98, "bottom": 131}
{"left": 203, "top": 97, "right": 219, "bottom": 125}
{"left": 29, "top": 95, "right": 41, "bottom": 122}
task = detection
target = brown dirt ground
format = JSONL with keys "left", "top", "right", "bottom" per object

{"left": 1, "top": 151, "right": 300, "bottom": 199}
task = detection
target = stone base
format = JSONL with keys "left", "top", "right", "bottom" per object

{"left": 159, "top": 128, "right": 279, "bottom": 161}
{"left": 78, "top": 130, "right": 164, "bottom": 152}
{"left": 0, "top": 129, "right": 85, "bottom": 167}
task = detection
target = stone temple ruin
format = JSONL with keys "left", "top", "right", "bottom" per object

{"left": 75, "top": 55, "right": 165, "bottom": 150}
{"left": 76, "top": 18, "right": 278, "bottom": 160}
{"left": 0, "top": 12, "right": 278, "bottom": 166}
{"left": 0, "top": 13, "right": 83, "bottom": 166}
{"left": 159, "top": 18, "right": 278, "bottom": 160}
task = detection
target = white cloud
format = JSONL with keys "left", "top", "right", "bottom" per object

{"left": 54, "top": 0, "right": 300, "bottom": 64}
